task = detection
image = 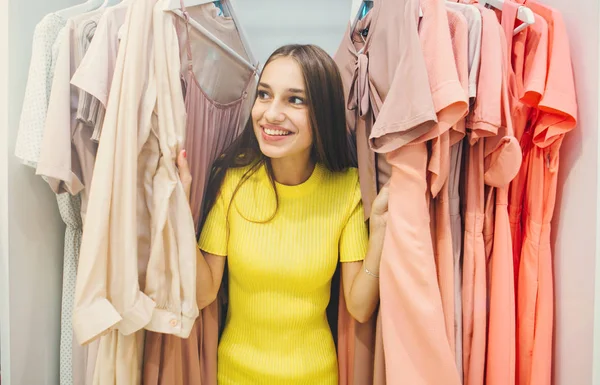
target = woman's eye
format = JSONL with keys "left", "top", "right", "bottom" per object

{"left": 257, "top": 90, "right": 269, "bottom": 99}
{"left": 289, "top": 96, "right": 305, "bottom": 105}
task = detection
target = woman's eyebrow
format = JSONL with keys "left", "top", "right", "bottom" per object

{"left": 258, "top": 82, "right": 305, "bottom": 94}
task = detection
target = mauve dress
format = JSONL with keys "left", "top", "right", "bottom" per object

{"left": 142, "top": 4, "right": 256, "bottom": 385}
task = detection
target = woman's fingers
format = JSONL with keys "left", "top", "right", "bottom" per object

{"left": 177, "top": 149, "right": 192, "bottom": 199}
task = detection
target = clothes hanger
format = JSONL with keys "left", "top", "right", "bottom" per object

{"left": 56, "top": 0, "right": 104, "bottom": 18}
{"left": 221, "top": 0, "right": 258, "bottom": 68}
{"left": 351, "top": 0, "right": 423, "bottom": 38}
{"left": 480, "top": 0, "right": 535, "bottom": 35}
{"left": 164, "top": 0, "right": 258, "bottom": 72}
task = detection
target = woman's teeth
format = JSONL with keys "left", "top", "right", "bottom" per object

{"left": 264, "top": 127, "right": 291, "bottom": 136}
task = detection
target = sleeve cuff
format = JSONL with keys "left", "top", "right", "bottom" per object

{"left": 73, "top": 298, "right": 122, "bottom": 345}
{"left": 36, "top": 162, "right": 84, "bottom": 195}
{"left": 369, "top": 114, "right": 437, "bottom": 153}
{"left": 144, "top": 308, "right": 199, "bottom": 338}
{"left": 115, "top": 292, "right": 156, "bottom": 335}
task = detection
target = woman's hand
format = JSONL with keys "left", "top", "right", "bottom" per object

{"left": 177, "top": 149, "right": 192, "bottom": 201}
{"left": 369, "top": 182, "right": 389, "bottom": 236}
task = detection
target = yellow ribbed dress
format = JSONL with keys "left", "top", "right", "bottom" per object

{"left": 198, "top": 163, "right": 368, "bottom": 384}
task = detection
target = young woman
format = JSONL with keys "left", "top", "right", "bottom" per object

{"left": 176, "top": 44, "right": 389, "bottom": 384}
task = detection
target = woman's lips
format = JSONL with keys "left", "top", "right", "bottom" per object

{"left": 261, "top": 125, "right": 293, "bottom": 142}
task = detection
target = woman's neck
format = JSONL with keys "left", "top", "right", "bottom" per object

{"left": 270, "top": 154, "right": 315, "bottom": 186}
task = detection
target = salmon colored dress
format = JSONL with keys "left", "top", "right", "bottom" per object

{"left": 484, "top": 5, "right": 523, "bottom": 383}
{"left": 507, "top": 2, "right": 578, "bottom": 384}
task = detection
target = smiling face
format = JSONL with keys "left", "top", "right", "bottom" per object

{"left": 252, "top": 56, "right": 313, "bottom": 164}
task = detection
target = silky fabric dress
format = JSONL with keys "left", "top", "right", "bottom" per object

{"left": 142, "top": 3, "right": 255, "bottom": 385}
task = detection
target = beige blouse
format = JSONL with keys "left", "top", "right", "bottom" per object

{"left": 73, "top": 0, "right": 198, "bottom": 347}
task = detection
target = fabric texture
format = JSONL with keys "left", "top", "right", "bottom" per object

{"left": 198, "top": 164, "right": 368, "bottom": 384}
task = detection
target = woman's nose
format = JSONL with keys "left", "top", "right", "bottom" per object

{"left": 264, "top": 100, "right": 285, "bottom": 123}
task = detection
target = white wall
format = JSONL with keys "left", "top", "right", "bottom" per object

{"left": 3, "top": 0, "right": 84, "bottom": 384}
{"left": 232, "top": 0, "right": 351, "bottom": 64}
{"left": 540, "top": 0, "right": 600, "bottom": 384}
{"left": 1, "top": 0, "right": 10, "bottom": 380}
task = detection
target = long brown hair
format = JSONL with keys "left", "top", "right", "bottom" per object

{"left": 200, "top": 44, "right": 355, "bottom": 225}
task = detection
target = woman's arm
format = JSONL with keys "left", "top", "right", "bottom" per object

{"left": 342, "top": 184, "right": 389, "bottom": 323}
{"left": 178, "top": 149, "right": 227, "bottom": 310}
{"left": 196, "top": 249, "right": 226, "bottom": 309}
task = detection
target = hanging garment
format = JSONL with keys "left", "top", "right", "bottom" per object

{"left": 69, "top": 7, "right": 129, "bottom": 384}
{"left": 379, "top": 0, "right": 468, "bottom": 382}
{"left": 37, "top": 7, "right": 103, "bottom": 234}
{"left": 446, "top": 1, "right": 482, "bottom": 100}
{"left": 73, "top": 1, "right": 198, "bottom": 384}
{"left": 461, "top": 6, "right": 503, "bottom": 385}
{"left": 484, "top": 6, "right": 524, "bottom": 383}
{"left": 71, "top": 3, "right": 129, "bottom": 144}
{"left": 444, "top": 4, "right": 482, "bottom": 377}
{"left": 505, "top": 9, "right": 549, "bottom": 294}
{"left": 142, "top": 3, "right": 255, "bottom": 384}
{"left": 335, "top": 0, "right": 438, "bottom": 219}
{"left": 15, "top": 13, "right": 66, "bottom": 168}
{"left": 335, "top": 0, "right": 441, "bottom": 383}
{"left": 431, "top": 8, "right": 469, "bottom": 359}
{"left": 505, "top": 2, "right": 577, "bottom": 384}
{"left": 15, "top": 11, "right": 95, "bottom": 385}
{"left": 335, "top": 1, "right": 438, "bottom": 383}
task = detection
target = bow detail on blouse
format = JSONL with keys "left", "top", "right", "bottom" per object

{"left": 347, "top": 53, "right": 370, "bottom": 117}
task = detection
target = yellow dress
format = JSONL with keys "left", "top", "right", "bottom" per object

{"left": 198, "top": 163, "right": 368, "bottom": 385}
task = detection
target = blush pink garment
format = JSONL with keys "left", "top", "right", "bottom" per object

{"left": 445, "top": 3, "right": 482, "bottom": 377}
{"left": 376, "top": 0, "right": 467, "bottom": 383}
{"left": 430, "top": 8, "right": 469, "bottom": 359}
{"left": 335, "top": 0, "right": 437, "bottom": 219}
{"left": 383, "top": 143, "right": 461, "bottom": 385}
{"left": 461, "top": 139, "right": 486, "bottom": 385}
{"left": 508, "top": 2, "right": 577, "bottom": 384}
{"left": 461, "top": 6, "right": 503, "bottom": 385}
{"left": 335, "top": 1, "right": 438, "bottom": 383}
